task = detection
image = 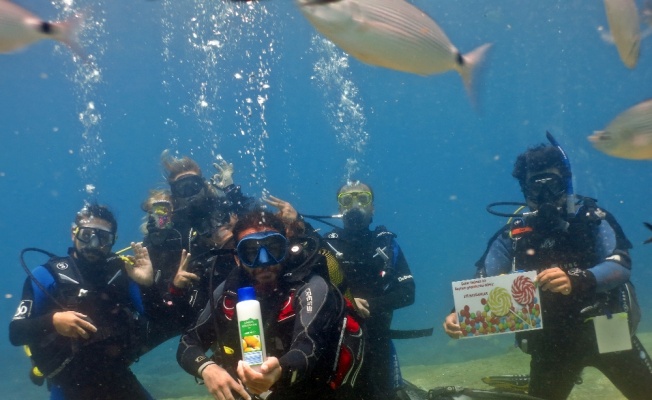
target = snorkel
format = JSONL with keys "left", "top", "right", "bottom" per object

{"left": 545, "top": 131, "right": 575, "bottom": 216}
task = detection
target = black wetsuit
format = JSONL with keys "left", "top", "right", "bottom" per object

{"left": 177, "top": 252, "right": 355, "bottom": 400}
{"left": 140, "top": 230, "right": 236, "bottom": 352}
{"left": 325, "top": 226, "right": 416, "bottom": 399}
{"left": 478, "top": 202, "right": 652, "bottom": 400}
{"left": 140, "top": 184, "right": 253, "bottom": 352}
{"left": 9, "top": 249, "right": 151, "bottom": 400}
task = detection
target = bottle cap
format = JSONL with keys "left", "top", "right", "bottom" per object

{"left": 238, "top": 286, "right": 256, "bottom": 301}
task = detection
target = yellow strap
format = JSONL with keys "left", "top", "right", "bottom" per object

{"left": 115, "top": 246, "right": 132, "bottom": 255}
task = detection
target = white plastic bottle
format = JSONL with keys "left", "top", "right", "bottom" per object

{"left": 236, "top": 286, "right": 267, "bottom": 372}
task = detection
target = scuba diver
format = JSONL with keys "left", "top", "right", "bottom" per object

{"left": 9, "top": 203, "right": 153, "bottom": 400}
{"left": 138, "top": 152, "right": 254, "bottom": 353}
{"left": 443, "top": 133, "right": 652, "bottom": 400}
{"left": 321, "top": 181, "right": 416, "bottom": 400}
{"left": 176, "top": 209, "right": 364, "bottom": 400}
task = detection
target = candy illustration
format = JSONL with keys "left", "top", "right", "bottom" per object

{"left": 487, "top": 287, "right": 512, "bottom": 316}
{"left": 511, "top": 275, "right": 535, "bottom": 305}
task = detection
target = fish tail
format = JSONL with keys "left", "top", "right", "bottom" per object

{"left": 52, "top": 12, "right": 86, "bottom": 61}
{"left": 458, "top": 43, "right": 492, "bottom": 106}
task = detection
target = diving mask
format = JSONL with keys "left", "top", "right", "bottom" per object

{"left": 524, "top": 172, "right": 566, "bottom": 205}
{"left": 170, "top": 174, "right": 205, "bottom": 198}
{"left": 236, "top": 231, "right": 288, "bottom": 268}
{"left": 149, "top": 201, "right": 173, "bottom": 230}
{"left": 338, "top": 191, "right": 372, "bottom": 208}
{"left": 75, "top": 226, "right": 116, "bottom": 248}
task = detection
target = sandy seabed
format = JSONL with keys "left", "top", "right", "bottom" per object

{"left": 135, "top": 332, "right": 652, "bottom": 400}
{"left": 401, "top": 332, "right": 652, "bottom": 400}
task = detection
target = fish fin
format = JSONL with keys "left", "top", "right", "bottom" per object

{"left": 644, "top": 222, "right": 652, "bottom": 231}
{"left": 458, "top": 43, "right": 492, "bottom": 108}
{"left": 623, "top": 36, "right": 640, "bottom": 68}
{"left": 52, "top": 12, "right": 87, "bottom": 62}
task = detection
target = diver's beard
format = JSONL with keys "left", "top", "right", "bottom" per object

{"left": 77, "top": 248, "right": 108, "bottom": 265}
{"left": 249, "top": 265, "right": 282, "bottom": 295}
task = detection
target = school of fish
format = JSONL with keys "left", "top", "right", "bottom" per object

{"left": 2, "top": 0, "right": 652, "bottom": 161}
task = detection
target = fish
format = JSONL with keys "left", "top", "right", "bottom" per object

{"left": 588, "top": 98, "right": 652, "bottom": 160}
{"left": 0, "top": 0, "right": 83, "bottom": 56}
{"left": 295, "top": 0, "right": 491, "bottom": 99}
{"left": 603, "top": 0, "right": 640, "bottom": 68}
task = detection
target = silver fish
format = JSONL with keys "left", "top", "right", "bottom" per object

{"left": 296, "top": 0, "right": 491, "bottom": 98}
{"left": 0, "top": 0, "right": 82, "bottom": 55}
{"left": 603, "top": 0, "right": 640, "bottom": 68}
{"left": 589, "top": 98, "right": 652, "bottom": 160}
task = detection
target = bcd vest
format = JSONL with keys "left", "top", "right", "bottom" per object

{"left": 29, "top": 255, "right": 143, "bottom": 378}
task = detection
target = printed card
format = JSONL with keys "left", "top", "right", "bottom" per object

{"left": 452, "top": 271, "right": 543, "bottom": 338}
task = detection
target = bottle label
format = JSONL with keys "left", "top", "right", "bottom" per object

{"left": 240, "top": 318, "right": 264, "bottom": 366}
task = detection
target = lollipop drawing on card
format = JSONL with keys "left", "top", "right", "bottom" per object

{"left": 452, "top": 271, "right": 542, "bottom": 338}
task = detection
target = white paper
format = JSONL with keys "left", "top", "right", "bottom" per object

{"left": 452, "top": 271, "right": 543, "bottom": 339}
{"left": 593, "top": 312, "right": 632, "bottom": 353}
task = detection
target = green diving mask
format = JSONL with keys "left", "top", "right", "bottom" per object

{"left": 338, "top": 191, "right": 372, "bottom": 208}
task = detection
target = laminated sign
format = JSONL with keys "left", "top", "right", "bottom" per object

{"left": 452, "top": 271, "right": 543, "bottom": 338}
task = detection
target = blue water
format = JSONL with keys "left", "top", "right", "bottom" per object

{"left": 2, "top": 1, "right": 652, "bottom": 398}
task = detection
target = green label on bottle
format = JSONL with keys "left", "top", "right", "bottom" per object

{"left": 240, "top": 318, "right": 263, "bottom": 366}
{"left": 240, "top": 318, "right": 261, "bottom": 337}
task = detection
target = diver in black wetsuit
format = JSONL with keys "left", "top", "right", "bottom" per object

{"left": 444, "top": 137, "right": 652, "bottom": 400}
{"left": 324, "top": 181, "right": 415, "bottom": 400}
{"left": 177, "top": 209, "right": 364, "bottom": 400}
{"left": 139, "top": 153, "right": 255, "bottom": 352}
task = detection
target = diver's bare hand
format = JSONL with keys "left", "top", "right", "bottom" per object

{"left": 172, "top": 249, "right": 200, "bottom": 289}
{"left": 202, "top": 363, "right": 250, "bottom": 400}
{"left": 536, "top": 266, "right": 572, "bottom": 295}
{"left": 443, "top": 312, "right": 463, "bottom": 339}
{"left": 53, "top": 311, "right": 97, "bottom": 339}
{"left": 263, "top": 195, "right": 298, "bottom": 224}
{"left": 212, "top": 156, "right": 234, "bottom": 189}
{"left": 129, "top": 242, "right": 154, "bottom": 287}
{"left": 237, "top": 358, "right": 281, "bottom": 395}
{"left": 354, "top": 297, "right": 371, "bottom": 318}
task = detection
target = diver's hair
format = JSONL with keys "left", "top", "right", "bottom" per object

{"left": 337, "top": 180, "right": 374, "bottom": 200}
{"left": 75, "top": 202, "right": 118, "bottom": 234}
{"left": 512, "top": 144, "right": 572, "bottom": 190}
{"left": 232, "top": 208, "right": 287, "bottom": 240}
{"left": 160, "top": 149, "right": 202, "bottom": 182}
{"left": 141, "top": 189, "right": 172, "bottom": 212}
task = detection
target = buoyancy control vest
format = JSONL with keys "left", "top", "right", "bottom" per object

{"left": 29, "top": 253, "right": 144, "bottom": 378}
{"left": 324, "top": 226, "right": 399, "bottom": 297}
{"left": 212, "top": 238, "right": 365, "bottom": 392}
{"left": 476, "top": 197, "right": 640, "bottom": 333}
